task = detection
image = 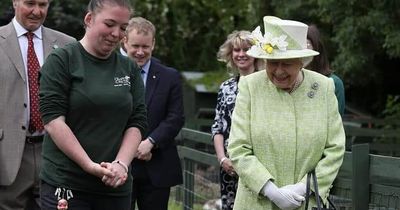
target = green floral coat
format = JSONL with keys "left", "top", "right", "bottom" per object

{"left": 227, "top": 69, "right": 345, "bottom": 210}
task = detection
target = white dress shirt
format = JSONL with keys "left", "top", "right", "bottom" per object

{"left": 12, "top": 18, "right": 44, "bottom": 135}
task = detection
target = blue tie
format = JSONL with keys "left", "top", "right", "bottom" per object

{"left": 141, "top": 69, "right": 146, "bottom": 86}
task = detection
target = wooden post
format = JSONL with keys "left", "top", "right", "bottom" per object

{"left": 352, "top": 143, "right": 370, "bottom": 209}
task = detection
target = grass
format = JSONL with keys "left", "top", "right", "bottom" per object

{"left": 168, "top": 200, "right": 204, "bottom": 210}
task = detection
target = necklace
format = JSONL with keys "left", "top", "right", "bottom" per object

{"left": 289, "top": 71, "right": 303, "bottom": 94}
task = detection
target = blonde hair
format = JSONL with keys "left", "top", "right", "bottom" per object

{"left": 217, "top": 30, "right": 264, "bottom": 74}
{"left": 125, "top": 16, "right": 156, "bottom": 39}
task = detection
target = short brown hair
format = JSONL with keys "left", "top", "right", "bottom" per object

{"left": 125, "top": 16, "right": 156, "bottom": 40}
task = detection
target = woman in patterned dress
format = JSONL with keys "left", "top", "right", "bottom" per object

{"left": 211, "top": 30, "right": 264, "bottom": 210}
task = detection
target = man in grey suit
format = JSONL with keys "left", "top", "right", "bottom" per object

{"left": 0, "top": 0, "right": 75, "bottom": 209}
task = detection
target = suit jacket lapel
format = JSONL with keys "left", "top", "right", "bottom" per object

{"left": 0, "top": 23, "right": 25, "bottom": 81}
{"left": 42, "top": 27, "right": 57, "bottom": 58}
{"left": 145, "top": 62, "right": 159, "bottom": 105}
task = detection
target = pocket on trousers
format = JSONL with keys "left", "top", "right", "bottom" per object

{"left": 40, "top": 181, "right": 59, "bottom": 210}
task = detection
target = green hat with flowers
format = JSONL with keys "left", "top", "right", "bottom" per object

{"left": 247, "top": 16, "right": 319, "bottom": 59}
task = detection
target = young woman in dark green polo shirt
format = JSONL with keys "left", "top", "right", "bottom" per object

{"left": 39, "top": 0, "right": 147, "bottom": 209}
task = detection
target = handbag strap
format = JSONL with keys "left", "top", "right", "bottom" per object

{"left": 305, "top": 172, "right": 311, "bottom": 210}
{"left": 305, "top": 170, "right": 323, "bottom": 210}
{"left": 312, "top": 170, "right": 323, "bottom": 209}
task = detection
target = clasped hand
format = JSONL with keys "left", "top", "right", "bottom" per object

{"left": 263, "top": 181, "right": 306, "bottom": 210}
{"left": 136, "top": 139, "right": 153, "bottom": 161}
{"left": 84, "top": 162, "right": 127, "bottom": 188}
{"left": 100, "top": 162, "right": 128, "bottom": 188}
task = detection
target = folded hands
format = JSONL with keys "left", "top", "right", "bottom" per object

{"left": 263, "top": 181, "right": 306, "bottom": 210}
{"left": 84, "top": 161, "right": 128, "bottom": 188}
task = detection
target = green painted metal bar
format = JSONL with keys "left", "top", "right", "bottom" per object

{"left": 178, "top": 145, "right": 219, "bottom": 210}
{"left": 336, "top": 152, "right": 352, "bottom": 179}
{"left": 177, "top": 146, "right": 218, "bottom": 166}
{"left": 344, "top": 126, "right": 400, "bottom": 138}
{"left": 176, "top": 127, "right": 400, "bottom": 209}
{"left": 352, "top": 143, "right": 370, "bottom": 210}
{"left": 183, "top": 158, "right": 194, "bottom": 210}
{"left": 180, "top": 127, "right": 213, "bottom": 145}
{"left": 369, "top": 154, "right": 400, "bottom": 187}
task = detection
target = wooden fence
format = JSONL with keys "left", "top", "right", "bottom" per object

{"left": 175, "top": 127, "right": 400, "bottom": 210}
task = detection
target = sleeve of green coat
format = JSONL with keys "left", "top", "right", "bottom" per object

{"left": 227, "top": 77, "right": 274, "bottom": 195}
{"left": 315, "top": 78, "right": 345, "bottom": 203}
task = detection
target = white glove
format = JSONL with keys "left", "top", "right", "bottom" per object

{"left": 281, "top": 182, "right": 307, "bottom": 198}
{"left": 262, "top": 181, "right": 304, "bottom": 210}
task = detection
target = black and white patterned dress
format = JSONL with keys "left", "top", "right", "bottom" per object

{"left": 211, "top": 76, "right": 239, "bottom": 210}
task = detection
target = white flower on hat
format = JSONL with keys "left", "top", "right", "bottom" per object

{"left": 271, "top": 35, "right": 288, "bottom": 51}
{"left": 248, "top": 26, "right": 264, "bottom": 45}
{"left": 247, "top": 45, "right": 266, "bottom": 57}
{"left": 248, "top": 26, "right": 288, "bottom": 54}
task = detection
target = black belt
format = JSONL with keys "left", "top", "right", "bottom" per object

{"left": 26, "top": 136, "right": 44, "bottom": 144}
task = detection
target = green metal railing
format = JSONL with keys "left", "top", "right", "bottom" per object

{"left": 175, "top": 127, "right": 400, "bottom": 210}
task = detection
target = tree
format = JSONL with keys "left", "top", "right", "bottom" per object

{"left": 1, "top": 0, "right": 399, "bottom": 115}
{"left": 45, "top": 0, "right": 88, "bottom": 38}
{"left": 131, "top": 0, "right": 262, "bottom": 71}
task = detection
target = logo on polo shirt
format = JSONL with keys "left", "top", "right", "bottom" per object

{"left": 114, "top": 76, "right": 131, "bottom": 87}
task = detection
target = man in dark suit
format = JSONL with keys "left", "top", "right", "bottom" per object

{"left": 0, "top": 0, "right": 75, "bottom": 209}
{"left": 123, "top": 16, "right": 184, "bottom": 210}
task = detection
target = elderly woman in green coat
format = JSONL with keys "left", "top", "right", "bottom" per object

{"left": 227, "top": 16, "right": 345, "bottom": 210}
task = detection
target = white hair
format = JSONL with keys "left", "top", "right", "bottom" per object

{"left": 301, "top": 57, "right": 313, "bottom": 67}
